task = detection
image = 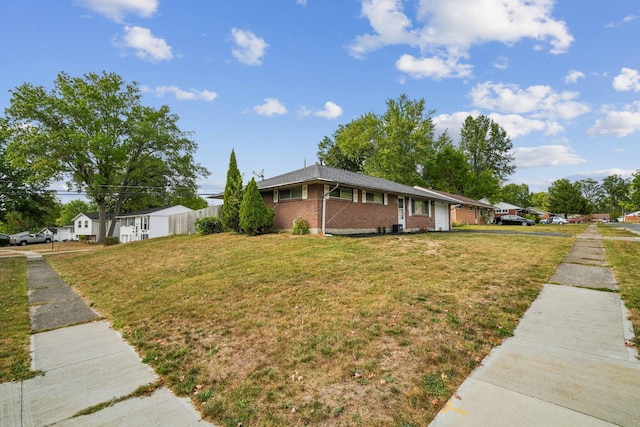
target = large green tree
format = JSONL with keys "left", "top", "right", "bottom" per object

{"left": 422, "top": 140, "right": 472, "bottom": 195}
{"left": 0, "top": 123, "right": 58, "bottom": 230}
{"left": 459, "top": 115, "right": 515, "bottom": 199}
{"left": 318, "top": 94, "right": 436, "bottom": 186}
{"left": 575, "top": 178, "right": 605, "bottom": 212}
{"left": 629, "top": 170, "right": 640, "bottom": 211}
{"left": 601, "top": 174, "right": 629, "bottom": 216}
{"left": 220, "top": 149, "right": 243, "bottom": 232}
{"left": 548, "top": 179, "right": 590, "bottom": 218}
{"left": 500, "top": 183, "right": 531, "bottom": 208}
{"left": 531, "top": 192, "right": 550, "bottom": 211}
{"left": 3, "top": 71, "right": 209, "bottom": 242}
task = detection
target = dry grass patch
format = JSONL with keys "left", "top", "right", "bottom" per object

{"left": 47, "top": 232, "right": 572, "bottom": 426}
{"left": 597, "top": 225, "right": 640, "bottom": 237}
{"left": 0, "top": 257, "right": 35, "bottom": 382}
{"left": 605, "top": 240, "right": 640, "bottom": 347}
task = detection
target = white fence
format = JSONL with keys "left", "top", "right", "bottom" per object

{"left": 168, "top": 205, "right": 221, "bottom": 235}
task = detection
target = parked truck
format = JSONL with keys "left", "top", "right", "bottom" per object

{"left": 9, "top": 232, "right": 52, "bottom": 246}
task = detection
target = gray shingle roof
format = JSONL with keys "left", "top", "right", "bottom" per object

{"left": 255, "top": 164, "right": 458, "bottom": 203}
{"left": 421, "top": 188, "right": 494, "bottom": 208}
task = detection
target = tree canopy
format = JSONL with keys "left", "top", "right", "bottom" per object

{"left": 3, "top": 71, "right": 209, "bottom": 242}
{"left": 318, "top": 94, "right": 436, "bottom": 186}
{"left": 548, "top": 179, "right": 590, "bottom": 218}
{"left": 318, "top": 96, "right": 514, "bottom": 201}
{"left": 0, "top": 123, "right": 58, "bottom": 232}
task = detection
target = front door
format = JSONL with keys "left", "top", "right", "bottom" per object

{"left": 398, "top": 197, "right": 406, "bottom": 230}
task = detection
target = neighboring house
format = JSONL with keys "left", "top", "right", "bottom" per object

{"left": 56, "top": 224, "right": 74, "bottom": 242}
{"left": 71, "top": 213, "right": 120, "bottom": 242}
{"left": 624, "top": 210, "right": 640, "bottom": 222}
{"left": 426, "top": 189, "right": 495, "bottom": 225}
{"left": 38, "top": 227, "right": 58, "bottom": 240}
{"left": 117, "top": 205, "right": 193, "bottom": 243}
{"left": 524, "top": 207, "right": 551, "bottom": 220}
{"left": 480, "top": 199, "right": 523, "bottom": 221}
{"left": 213, "top": 164, "right": 459, "bottom": 234}
{"left": 591, "top": 213, "right": 611, "bottom": 223}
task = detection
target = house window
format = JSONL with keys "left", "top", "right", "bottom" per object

{"left": 455, "top": 205, "right": 462, "bottom": 210}
{"left": 411, "top": 199, "right": 430, "bottom": 215}
{"left": 329, "top": 187, "right": 354, "bottom": 201}
{"left": 77, "top": 221, "right": 82, "bottom": 228}
{"left": 141, "top": 216, "right": 149, "bottom": 231}
{"left": 84, "top": 220, "right": 89, "bottom": 228}
{"left": 468, "top": 206, "right": 474, "bottom": 211}
{"left": 365, "top": 191, "right": 384, "bottom": 204}
{"left": 496, "top": 208, "right": 509, "bottom": 214}
{"left": 278, "top": 186, "right": 303, "bottom": 200}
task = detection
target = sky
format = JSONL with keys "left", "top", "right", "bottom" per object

{"left": 2, "top": 0, "right": 640, "bottom": 203}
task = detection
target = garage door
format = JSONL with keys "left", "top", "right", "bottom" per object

{"left": 434, "top": 201, "right": 450, "bottom": 231}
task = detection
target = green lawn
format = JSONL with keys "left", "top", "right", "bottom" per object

{"left": 0, "top": 257, "right": 35, "bottom": 382}
{"left": 42, "top": 231, "right": 574, "bottom": 426}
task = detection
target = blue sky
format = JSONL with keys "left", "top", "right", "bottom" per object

{"left": 2, "top": 0, "right": 639, "bottom": 202}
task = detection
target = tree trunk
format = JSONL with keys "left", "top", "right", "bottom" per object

{"left": 97, "top": 199, "right": 107, "bottom": 243}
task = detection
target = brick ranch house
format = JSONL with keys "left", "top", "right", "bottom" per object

{"left": 229, "top": 164, "right": 460, "bottom": 235}
{"left": 425, "top": 189, "right": 495, "bottom": 225}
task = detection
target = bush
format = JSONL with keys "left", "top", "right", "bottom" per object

{"left": 292, "top": 218, "right": 310, "bottom": 235}
{"left": 239, "top": 178, "right": 274, "bottom": 236}
{"left": 194, "top": 216, "right": 224, "bottom": 235}
{"left": 103, "top": 236, "right": 119, "bottom": 246}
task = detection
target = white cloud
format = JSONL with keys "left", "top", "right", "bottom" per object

{"left": 395, "top": 54, "right": 473, "bottom": 79}
{"left": 314, "top": 101, "right": 343, "bottom": 119}
{"left": 297, "top": 0, "right": 308, "bottom": 5}
{"left": 433, "top": 111, "right": 558, "bottom": 141}
{"left": 564, "top": 70, "right": 585, "bottom": 84}
{"left": 141, "top": 85, "right": 217, "bottom": 101}
{"left": 119, "top": 25, "right": 173, "bottom": 62}
{"left": 76, "top": 0, "right": 157, "bottom": 22}
{"left": 469, "top": 81, "right": 590, "bottom": 120}
{"left": 254, "top": 98, "right": 287, "bottom": 116}
{"left": 493, "top": 56, "right": 509, "bottom": 70}
{"left": 349, "top": 0, "right": 573, "bottom": 79}
{"left": 588, "top": 101, "right": 640, "bottom": 137}
{"left": 612, "top": 68, "right": 640, "bottom": 92}
{"left": 514, "top": 145, "right": 586, "bottom": 168}
{"left": 348, "top": 0, "right": 421, "bottom": 58}
{"left": 570, "top": 168, "right": 637, "bottom": 180}
{"left": 231, "top": 28, "right": 268, "bottom": 66}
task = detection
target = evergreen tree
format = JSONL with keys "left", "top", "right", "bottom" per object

{"left": 220, "top": 150, "right": 243, "bottom": 232}
{"left": 239, "top": 178, "right": 274, "bottom": 235}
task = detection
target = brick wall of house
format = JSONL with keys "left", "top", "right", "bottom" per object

{"left": 262, "top": 184, "right": 438, "bottom": 233}
{"left": 452, "top": 205, "right": 477, "bottom": 225}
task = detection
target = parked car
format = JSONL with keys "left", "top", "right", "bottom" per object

{"left": 568, "top": 218, "right": 582, "bottom": 223}
{"left": 549, "top": 217, "right": 568, "bottom": 225}
{"left": 9, "top": 232, "right": 52, "bottom": 246}
{"left": 0, "top": 233, "right": 10, "bottom": 247}
{"left": 496, "top": 215, "right": 535, "bottom": 226}
{"left": 539, "top": 218, "right": 551, "bottom": 224}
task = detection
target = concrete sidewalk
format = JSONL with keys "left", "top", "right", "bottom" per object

{"left": 430, "top": 224, "right": 640, "bottom": 426}
{"left": 0, "top": 252, "right": 211, "bottom": 426}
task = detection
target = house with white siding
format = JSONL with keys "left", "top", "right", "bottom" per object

{"left": 117, "top": 205, "right": 193, "bottom": 243}
{"left": 70, "top": 213, "right": 120, "bottom": 242}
